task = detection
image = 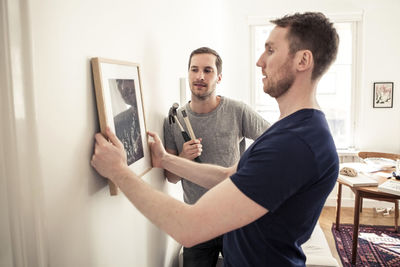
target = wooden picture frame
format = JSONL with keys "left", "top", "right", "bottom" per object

{"left": 91, "top": 58, "right": 152, "bottom": 195}
{"left": 373, "top": 82, "right": 394, "bottom": 108}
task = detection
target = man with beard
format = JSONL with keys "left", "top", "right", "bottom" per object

{"left": 91, "top": 12, "right": 340, "bottom": 266}
{"left": 163, "top": 47, "right": 269, "bottom": 267}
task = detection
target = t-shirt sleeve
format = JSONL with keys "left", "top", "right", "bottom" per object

{"left": 241, "top": 103, "right": 271, "bottom": 140}
{"left": 230, "top": 133, "right": 316, "bottom": 212}
{"left": 163, "top": 117, "right": 177, "bottom": 151}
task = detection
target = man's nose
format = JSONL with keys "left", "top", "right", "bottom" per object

{"left": 197, "top": 71, "right": 205, "bottom": 80}
{"left": 256, "top": 55, "right": 264, "bottom": 68}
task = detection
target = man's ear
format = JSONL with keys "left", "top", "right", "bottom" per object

{"left": 296, "top": 50, "right": 313, "bottom": 72}
{"left": 217, "top": 73, "right": 222, "bottom": 84}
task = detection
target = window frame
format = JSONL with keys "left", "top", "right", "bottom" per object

{"left": 248, "top": 12, "right": 363, "bottom": 150}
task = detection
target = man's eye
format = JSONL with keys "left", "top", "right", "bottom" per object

{"left": 191, "top": 69, "right": 198, "bottom": 72}
{"left": 204, "top": 68, "right": 213, "bottom": 73}
{"left": 267, "top": 48, "right": 274, "bottom": 55}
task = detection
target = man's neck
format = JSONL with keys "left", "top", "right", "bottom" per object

{"left": 189, "top": 95, "right": 221, "bottom": 114}
{"left": 277, "top": 80, "right": 319, "bottom": 120}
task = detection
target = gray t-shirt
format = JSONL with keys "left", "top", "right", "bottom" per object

{"left": 163, "top": 96, "right": 270, "bottom": 204}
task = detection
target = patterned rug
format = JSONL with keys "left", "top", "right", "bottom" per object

{"left": 332, "top": 223, "right": 400, "bottom": 266}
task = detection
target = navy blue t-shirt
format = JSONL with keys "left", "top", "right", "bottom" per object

{"left": 223, "top": 109, "right": 339, "bottom": 267}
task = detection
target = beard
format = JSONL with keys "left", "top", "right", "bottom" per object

{"left": 264, "top": 58, "right": 295, "bottom": 98}
{"left": 190, "top": 83, "right": 217, "bottom": 101}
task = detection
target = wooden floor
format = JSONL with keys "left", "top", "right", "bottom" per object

{"left": 319, "top": 206, "right": 397, "bottom": 266}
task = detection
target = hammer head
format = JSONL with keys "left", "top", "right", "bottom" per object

{"left": 168, "top": 103, "right": 180, "bottom": 124}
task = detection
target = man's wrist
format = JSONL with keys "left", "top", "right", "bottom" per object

{"left": 111, "top": 165, "right": 132, "bottom": 186}
{"left": 161, "top": 152, "right": 174, "bottom": 169}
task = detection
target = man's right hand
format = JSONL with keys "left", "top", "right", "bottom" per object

{"left": 179, "top": 138, "right": 202, "bottom": 160}
{"left": 91, "top": 127, "right": 129, "bottom": 182}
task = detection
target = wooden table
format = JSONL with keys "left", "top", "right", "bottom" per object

{"left": 335, "top": 175, "right": 400, "bottom": 265}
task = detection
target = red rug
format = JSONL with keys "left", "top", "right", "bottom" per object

{"left": 332, "top": 223, "right": 400, "bottom": 266}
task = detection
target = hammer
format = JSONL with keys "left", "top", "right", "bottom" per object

{"left": 169, "top": 103, "right": 190, "bottom": 142}
{"left": 168, "top": 103, "right": 201, "bottom": 163}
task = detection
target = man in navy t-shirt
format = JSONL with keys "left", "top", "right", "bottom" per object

{"left": 224, "top": 108, "right": 338, "bottom": 266}
{"left": 91, "top": 12, "right": 340, "bottom": 267}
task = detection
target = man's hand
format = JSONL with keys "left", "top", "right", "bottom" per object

{"left": 147, "top": 131, "right": 168, "bottom": 168}
{"left": 91, "top": 127, "right": 128, "bottom": 182}
{"left": 180, "top": 138, "right": 202, "bottom": 160}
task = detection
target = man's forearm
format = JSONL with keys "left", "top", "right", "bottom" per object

{"left": 112, "top": 168, "right": 206, "bottom": 247}
{"left": 161, "top": 153, "right": 235, "bottom": 189}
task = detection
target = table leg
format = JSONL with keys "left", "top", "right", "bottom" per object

{"left": 395, "top": 201, "right": 399, "bottom": 232}
{"left": 336, "top": 183, "right": 342, "bottom": 231}
{"left": 352, "top": 191, "right": 361, "bottom": 265}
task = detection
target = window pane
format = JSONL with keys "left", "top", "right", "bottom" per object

{"left": 252, "top": 22, "right": 353, "bottom": 149}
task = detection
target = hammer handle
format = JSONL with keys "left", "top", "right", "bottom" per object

{"left": 182, "top": 116, "right": 196, "bottom": 140}
{"left": 181, "top": 131, "right": 201, "bottom": 163}
{"left": 181, "top": 131, "right": 191, "bottom": 142}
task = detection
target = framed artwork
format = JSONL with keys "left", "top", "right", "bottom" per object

{"left": 373, "top": 82, "right": 394, "bottom": 108}
{"left": 91, "top": 58, "right": 152, "bottom": 195}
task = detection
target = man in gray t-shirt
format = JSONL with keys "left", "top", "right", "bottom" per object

{"left": 163, "top": 47, "right": 269, "bottom": 267}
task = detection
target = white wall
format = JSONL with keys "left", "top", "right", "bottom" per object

{"left": 1, "top": 0, "right": 400, "bottom": 266}
{"left": 30, "top": 0, "right": 227, "bottom": 266}
{"left": 2, "top": 0, "right": 226, "bottom": 266}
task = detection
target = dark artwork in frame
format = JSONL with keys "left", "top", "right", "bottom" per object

{"left": 109, "top": 79, "right": 144, "bottom": 166}
{"left": 91, "top": 58, "right": 152, "bottom": 195}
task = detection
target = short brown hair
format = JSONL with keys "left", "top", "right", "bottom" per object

{"left": 271, "top": 12, "right": 339, "bottom": 80}
{"left": 188, "top": 47, "right": 222, "bottom": 75}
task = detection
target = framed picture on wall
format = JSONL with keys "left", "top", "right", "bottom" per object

{"left": 91, "top": 58, "right": 152, "bottom": 195}
{"left": 373, "top": 82, "right": 394, "bottom": 108}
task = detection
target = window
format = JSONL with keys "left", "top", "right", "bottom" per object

{"left": 249, "top": 13, "right": 362, "bottom": 149}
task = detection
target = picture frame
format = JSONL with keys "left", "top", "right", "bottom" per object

{"left": 373, "top": 82, "right": 394, "bottom": 108}
{"left": 91, "top": 58, "right": 152, "bottom": 195}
